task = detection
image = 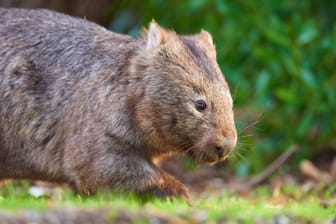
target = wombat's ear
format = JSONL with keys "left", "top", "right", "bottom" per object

{"left": 199, "top": 29, "right": 214, "bottom": 46}
{"left": 145, "top": 20, "right": 167, "bottom": 50}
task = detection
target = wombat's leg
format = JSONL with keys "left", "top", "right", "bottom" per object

{"left": 106, "top": 159, "right": 191, "bottom": 202}
{"left": 118, "top": 161, "right": 191, "bottom": 202}
{"left": 148, "top": 169, "right": 191, "bottom": 203}
{"left": 66, "top": 151, "right": 190, "bottom": 201}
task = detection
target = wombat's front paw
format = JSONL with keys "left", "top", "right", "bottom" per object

{"left": 151, "top": 172, "right": 191, "bottom": 204}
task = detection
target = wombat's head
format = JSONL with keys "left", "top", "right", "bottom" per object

{"left": 132, "top": 21, "right": 237, "bottom": 165}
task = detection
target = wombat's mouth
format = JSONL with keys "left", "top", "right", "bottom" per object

{"left": 186, "top": 149, "right": 229, "bottom": 166}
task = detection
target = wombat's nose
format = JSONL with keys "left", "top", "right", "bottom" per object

{"left": 216, "top": 135, "right": 237, "bottom": 159}
{"left": 215, "top": 145, "right": 225, "bottom": 157}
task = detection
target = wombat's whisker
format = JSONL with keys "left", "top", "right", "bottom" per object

{"left": 232, "top": 87, "right": 238, "bottom": 103}
{"left": 184, "top": 144, "right": 197, "bottom": 155}
{"left": 238, "top": 134, "right": 254, "bottom": 139}
{"left": 237, "top": 142, "right": 253, "bottom": 148}
{"left": 172, "top": 141, "right": 194, "bottom": 155}
{"left": 228, "top": 150, "right": 246, "bottom": 163}
{"left": 238, "top": 113, "right": 263, "bottom": 134}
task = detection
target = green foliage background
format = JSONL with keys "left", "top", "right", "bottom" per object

{"left": 106, "top": 1, "right": 336, "bottom": 175}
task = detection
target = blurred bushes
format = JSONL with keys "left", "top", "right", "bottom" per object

{"left": 107, "top": 1, "right": 336, "bottom": 174}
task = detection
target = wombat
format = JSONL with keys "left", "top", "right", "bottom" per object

{"left": 0, "top": 8, "right": 237, "bottom": 201}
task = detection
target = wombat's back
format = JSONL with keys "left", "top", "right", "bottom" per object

{"left": 0, "top": 8, "right": 137, "bottom": 180}
{"left": 0, "top": 8, "right": 134, "bottom": 77}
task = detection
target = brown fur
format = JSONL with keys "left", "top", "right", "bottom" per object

{"left": 0, "top": 8, "right": 237, "bottom": 201}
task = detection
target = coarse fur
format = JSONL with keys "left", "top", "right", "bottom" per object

{"left": 0, "top": 8, "right": 237, "bottom": 201}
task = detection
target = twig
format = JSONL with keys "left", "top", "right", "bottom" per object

{"left": 300, "top": 159, "right": 332, "bottom": 184}
{"left": 241, "top": 144, "right": 298, "bottom": 191}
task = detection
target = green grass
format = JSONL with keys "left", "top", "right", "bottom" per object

{"left": 0, "top": 181, "right": 335, "bottom": 223}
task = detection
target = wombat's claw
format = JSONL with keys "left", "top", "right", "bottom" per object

{"left": 153, "top": 184, "right": 192, "bottom": 205}
{"left": 151, "top": 173, "right": 192, "bottom": 205}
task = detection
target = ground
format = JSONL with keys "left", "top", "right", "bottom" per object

{"left": 0, "top": 153, "right": 335, "bottom": 223}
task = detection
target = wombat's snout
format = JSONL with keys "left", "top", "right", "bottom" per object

{"left": 215, "top": 132, "right": 237, "bottom": 160}
{"left": 194, "top": 130, "right": 237, "bottom": 165}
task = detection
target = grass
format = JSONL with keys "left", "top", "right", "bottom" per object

{"left": 0, "top": 181, "right": 335, "bottom": 223}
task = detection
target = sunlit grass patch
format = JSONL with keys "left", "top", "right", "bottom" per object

{"left": 0, "top": 181, "right": 335, "bottom": 223}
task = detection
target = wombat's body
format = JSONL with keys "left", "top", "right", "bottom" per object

{"left": 0, "top": 8, "right": 237, "bottom": 200}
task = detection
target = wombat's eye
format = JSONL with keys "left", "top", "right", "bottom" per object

{"left": 195, "top": 100, "right": 207, "bottom": 112}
